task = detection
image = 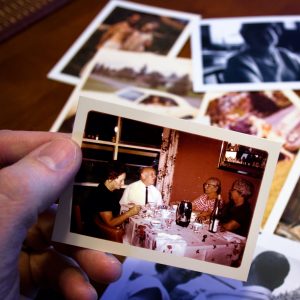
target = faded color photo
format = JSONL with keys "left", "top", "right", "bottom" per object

{"left": 48, "top": 0, "right": 198, "bottom": 85}
{"left": 52, "top": 97, "right": 280, "bottom": 280}
{"left": 200, "top": 90, "right": 300, "bottom": 226}
{"left": 81, "top": 49, "right": 202, "bottom": 119}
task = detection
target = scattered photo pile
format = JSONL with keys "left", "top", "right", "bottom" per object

{"left": 48, "top": 0, "right": 300, "bottom": 287}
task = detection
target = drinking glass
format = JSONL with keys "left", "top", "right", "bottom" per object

{"left": 164, "top": 217, "right": 173, "bottom": 229}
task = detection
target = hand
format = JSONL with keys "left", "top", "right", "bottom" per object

{"left": 0, "top": 130, "right": 121, "bottom": 300}
{"left": 129, "top": 205, "right": 141, "bottom": 216}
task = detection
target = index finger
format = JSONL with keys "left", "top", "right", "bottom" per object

{"left": 0, "top": 130, "right": 69, "bottom": 167}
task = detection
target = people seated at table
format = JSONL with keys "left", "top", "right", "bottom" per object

{"left": 122, "top": 263, "right": 201, "bottom": 300}
{"left": 85, "top": 162, "right": 141, "bottom": 235}
{"left": 221, "top": 178, "right": 254, "bottom": 237}
{"left": 120, "top": 166, "right": 163, "bottom": 206}
{"left": 223, "top": 23, "right": 300, "bottom": 83}
{"left": 191, "top": 177, "right": 223, "bottom": 222}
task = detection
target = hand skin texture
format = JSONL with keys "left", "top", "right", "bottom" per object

{"left": 0, "top": 130, "right": 122, "bottom": 300}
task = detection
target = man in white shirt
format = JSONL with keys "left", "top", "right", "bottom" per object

{"left": 120, "top": 167, "right": 162, "bottom": 206}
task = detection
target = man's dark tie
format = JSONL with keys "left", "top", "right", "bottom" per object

{"left": 145, "top": 186, "right": 148, "bottom": 205}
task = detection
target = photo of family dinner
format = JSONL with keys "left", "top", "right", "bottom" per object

{"left": 52, "top": 97, "right": 279, "bottom": 280}
{"left": 193, "top": 16, "right": 300, "bottom": 91}
{"left": 63, "top": 100, "right": 271, "bottom": 271}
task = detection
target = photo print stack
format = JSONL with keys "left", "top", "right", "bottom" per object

{"left": 47, "top": 1, "right": 300, "bottom": 298}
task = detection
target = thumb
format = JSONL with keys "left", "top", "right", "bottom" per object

{"left": 0, "top": 138, "right": 82, "bottom": 246}
{"left": 0, "top": 138, "right": 82, "bottom": 298}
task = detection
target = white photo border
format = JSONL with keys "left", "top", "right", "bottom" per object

{"left": 50, "top": 48, "right": 210, "bottom": 132}
{"left": 264, "top": 151, "right": 300, "bottom": 234}
{"left": 192, "top": 15, "right": 300, "bottom": 92}
{"left": 52, "top": 96, "right": 281, "bottom": 281}
{"left": 196, "top": 89, "right": 300, "bottom": 231}
{"left": 48, "top": 0, "right": 200, "bottom": 86}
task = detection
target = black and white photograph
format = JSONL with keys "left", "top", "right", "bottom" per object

{"left": 192, "top": 16, "right": 300, "bottom": 92}
{"left": 198, "top": 89, "right": 300, "bottom": 227}
{"left": 100, "top": 234, "right": 300, "bottom": 300}
{"left": 48, "top": 0, "right": 199, "bottom": 85}
{"left": 52, "top": 96, "right": 280, "bottom": 280}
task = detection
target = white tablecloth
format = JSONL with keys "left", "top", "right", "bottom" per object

{"left": 124, "top": 214, "right": 246, "bottom": 266}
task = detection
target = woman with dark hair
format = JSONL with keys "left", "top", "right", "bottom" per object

{"left": 224, "top": 22, "right": 300, "bottom": 83}
{"left": 122, "top": 263, "right": 201, "bottom": 300}
{"left": 84, "top": 162, "right": 140, "bottom": 236}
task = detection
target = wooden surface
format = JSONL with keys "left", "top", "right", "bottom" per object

{"left": 1, "top": 0, "right": 300, "bottom": 131}
{"left": 1, "top": 1, "right": 300, "bottom": 299}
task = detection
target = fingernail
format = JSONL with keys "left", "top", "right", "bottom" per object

{"left": 37, "top": 139, "right": 78, "bottom": 171}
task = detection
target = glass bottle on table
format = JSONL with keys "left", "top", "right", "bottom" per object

{"left": 208, "top": 194, "right": 222, "bottom": 233}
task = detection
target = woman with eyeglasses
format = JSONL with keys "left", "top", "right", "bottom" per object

{"left": 224, "top": 22, "right": 300, "bottom": 83}
{"left": 221, "top": 179, "right": 254, "bottom": 237}
{"left": 191, "top": 177, "right": 223, "bottom": 223}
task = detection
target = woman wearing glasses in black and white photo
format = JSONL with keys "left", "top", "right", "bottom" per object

{"left": 224, "top": 22, "right": 300, "bottom": 83}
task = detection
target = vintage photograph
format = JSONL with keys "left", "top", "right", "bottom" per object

{"left": 50, "top": 48, "right": 205, "bottom": 133}
{"left": 48, "top": 0, "right": 199, "bottom": 85}
{"left": 192, "top": 16, "right": 300, "bottom": 92}
{"left": 52, "top": 97, "right": 280, "bottom": 280}
{"left": 80, "top": 48, "right": 202, "bottom": 118}
{"left": 199, "top": 89, "right": 300, "bottom": 226}
{"left": 275, "top": 175, "right": 300, "bottom": 242}
{"left": 264, "top": 152, "right": 300, "bottom": 241}
{"left": 101, "top": 234, "right": 300, "bottom": 300}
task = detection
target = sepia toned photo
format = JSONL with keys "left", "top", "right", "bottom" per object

{"left": 49, "top": 48, "right": 206, "bottom": 134}
{"left": 81, "top": 49, "right": 202, "bottom": 119}
{"left": 52, "top": 97, "right": 280, "bottom": 280}
{"left": 192, "top": 16, "right": 300, "bottom": 92}
{"left": 48, "top": 0, "right": 199, "bottom": 85}
{"left": 199, "top": 89, "right": 300, "bottom": 226}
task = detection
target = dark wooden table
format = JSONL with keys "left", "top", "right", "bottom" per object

{"left": 1, "top": 0, "right": 300, "bottom": 298}
{"left": 1, "top": 0, "right": 300, "bottom": 131}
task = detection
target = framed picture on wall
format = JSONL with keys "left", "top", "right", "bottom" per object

{"left": 52, "top": 96, "right": 280, "bottom": 281}
{"left": 218, "top": 142, "right": 268, "bottom": 178}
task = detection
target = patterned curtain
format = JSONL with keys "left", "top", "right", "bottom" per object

{"left": 156, "top": 128, "right": 179, "bottom": 205}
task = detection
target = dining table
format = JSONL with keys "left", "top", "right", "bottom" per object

{"left": 122, "top": 205, "right": 246, "bottom": 267}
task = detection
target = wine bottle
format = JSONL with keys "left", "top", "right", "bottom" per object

{"left": 208, "top": 194, "right": 221, "bottom": 233}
